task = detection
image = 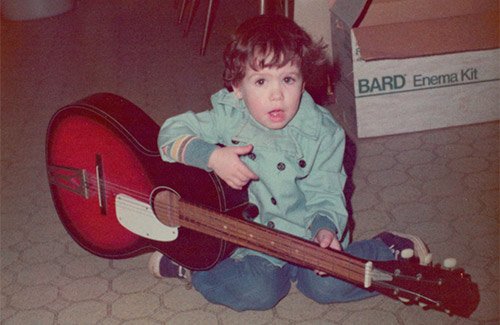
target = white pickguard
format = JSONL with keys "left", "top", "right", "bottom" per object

{"left": 115, "top": 194, "right": 178, "bottom": 242}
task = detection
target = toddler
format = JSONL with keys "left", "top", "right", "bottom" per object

{"left": 149, "top": 14, "right": 430, "bottom": 311}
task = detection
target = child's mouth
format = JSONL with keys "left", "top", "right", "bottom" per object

{"left": 268, "top": 109, "right": 285, "bottom": 122}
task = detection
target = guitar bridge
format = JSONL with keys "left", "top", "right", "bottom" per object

{"left": 48, "top": 164, "right": 89, "bottom": 198}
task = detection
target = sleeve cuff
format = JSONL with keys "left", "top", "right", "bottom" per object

{"left": 309, "top": 215, "right": 338, "bottom": 238}
{"left": 183, "top": 138, "right": 218, "bottom": 170}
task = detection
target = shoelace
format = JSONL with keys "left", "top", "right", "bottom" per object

{"left": 177, "top": 265, "right": 192, "bottom": 290}
{"left": 388, "top": 244, "right": 401, "bottom": 260}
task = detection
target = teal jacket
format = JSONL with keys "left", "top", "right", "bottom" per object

{"left": 158, "top": 89, "right": 349, "bottom": 266}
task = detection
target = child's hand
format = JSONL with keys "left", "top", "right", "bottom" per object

{"left": 208, "top": 145, "right": 259, "bottom": 190}
{"left": 314, "top": 228, "right": 342, "bottom": 276}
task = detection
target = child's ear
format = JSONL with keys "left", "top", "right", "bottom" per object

{"left": 232, "top": 84, "right": 243, "bottom": 99}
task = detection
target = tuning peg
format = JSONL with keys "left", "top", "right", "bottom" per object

{"left": 443, "top": 257, "right": 457, "bottom": 269}
{"left": 401, "top": 248, "right": 414, "bottom": 259}
{"left": 423, "top": 253, "right": 433, "bottom": 266}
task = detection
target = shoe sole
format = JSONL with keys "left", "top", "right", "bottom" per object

{"left": 390, "top": 231, "right": 432, "bottom": 266}
{"left": 148, "top": 251, "right": 164, "bottom": 278}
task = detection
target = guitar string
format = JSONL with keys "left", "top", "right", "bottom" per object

{"left": 176, "top": 201, "right": 364, "bottom": 278}
{"left": 179, "top": 203, "right": 367, "bottom": 279}
{"left": 176, "top": 200, "right": 367, "bottom": 278}
{"left": 82, "top": 176, "right": 389, "bottom": 281}
{"left": 370, "top": 280, "right": 439, "bottom": 305}
{"left": 86, "top": 176, "right": 446, "bottom": 290}
{"left": 69, "top": 176, "right": 450, "bottom": 308}
{"left": 86, "top": 176, "right": 438, "bottom": 286}
{"left": 83, "top": 175, "right": 378, "bottom": 280}
{"left": 86, "top": 175, "right": 151, "bottom": 202}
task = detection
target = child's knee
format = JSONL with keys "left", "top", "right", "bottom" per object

{"left": 298, "top": 277, "right": 349, "bottom": 303}
{"left": 297, "top": 269, "right": 376, "bottom": 304}
{"left": 196, "top": 275, "right": 289, "bottom": 311}
{"left": 192, "top": 257, "right": 291, "bottom": 311}
{"left": 232, "top": 288, "right": 284, "bottom": 311}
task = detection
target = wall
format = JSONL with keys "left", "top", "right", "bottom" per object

{"left": 294, "top": 0, "right": 333, "bottom": 61}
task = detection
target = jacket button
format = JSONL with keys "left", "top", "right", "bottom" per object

{"left": 231, "top": 140, "right": 239, "bottom": 144}
{"left": 277, "top": 162, "right": 286, "bottom": 171}
{"left": 270, "top": 197, "right": 277, "bottom": 205}
{"left": 299, "top": 160, "right": 306, "bottom": 168}
{"left": 267, "top": 221, "right": 275, "bottom": 229}
{"left": 248, "top": 153, "right": 256, "bottom": 160}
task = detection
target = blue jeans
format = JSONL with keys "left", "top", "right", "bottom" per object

{"left": 191, "top": 239, "right": 394, "bottom": 311}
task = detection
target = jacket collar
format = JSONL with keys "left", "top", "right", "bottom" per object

{"left": 212, "top": 88, "right": 321, "bottom": 140}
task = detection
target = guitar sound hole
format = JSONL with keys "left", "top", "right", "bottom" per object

{"left": 151, "top": 187, "right": 181, "bottom": 227}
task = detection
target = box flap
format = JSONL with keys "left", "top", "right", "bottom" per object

{"left": 330, "top": 0, "right": 498, "bottom": 26}
{"left": 354, "top": 11, "right": 499, "bottom": 60}
{"left": 358, "top": 0, "right": 498, "bottom": 26}
{"left": 330, "top": 0, "right": 370, "bottom": 27}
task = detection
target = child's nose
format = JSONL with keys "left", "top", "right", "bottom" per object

{"left": 270, "top": 84, "right": 284, "bottom": 101}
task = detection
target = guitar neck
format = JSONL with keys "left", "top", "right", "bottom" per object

{"left": 174, "top": 200, "right": 371, "bottom": 287}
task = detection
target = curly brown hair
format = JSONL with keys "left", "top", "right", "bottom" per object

{"left": 222, "top": 14, "right": 326, "bottom": 91}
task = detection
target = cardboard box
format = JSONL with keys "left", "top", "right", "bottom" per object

{"left": 330, "top": 0, "right": 499, "bottom": 138}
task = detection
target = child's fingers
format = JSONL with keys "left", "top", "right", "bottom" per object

{"left": 232, "top": 154, "right": 258, "bottom": 180}
{"left": 314, "top": 230, "right": 333, "bottom": 248}
{"left": 329, "top": 238, "right": 342, "bottom": 251}
{"left": 234, "top": 144, "right": 254, "bottom": 155}
{"left": 319, "top": 237, "right": 331, "bottom": 248}
{"left": 241, "top": 165, "right": 258, "bottom": 180}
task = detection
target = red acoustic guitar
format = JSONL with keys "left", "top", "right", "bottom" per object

{"left": 46, "top": 93, "right": 479, "bottom": 317}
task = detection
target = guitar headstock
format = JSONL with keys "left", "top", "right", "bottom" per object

{"left": 370, "top": 259, "right": 479, "bottom": 318}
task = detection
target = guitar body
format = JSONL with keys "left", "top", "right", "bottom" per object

{"left": 46, "top": 93, "right": 244, "bottom": 270}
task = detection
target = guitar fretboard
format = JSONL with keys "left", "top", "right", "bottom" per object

{"left": 174, "top": 200, "right": 368, "bottom": 286}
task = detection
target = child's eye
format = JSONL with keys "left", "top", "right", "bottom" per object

{"left": 255, "top": 79, "right": 266, "bottom": 86}
{"left": 283, "top": 77, "right": 295, "bottom": 84}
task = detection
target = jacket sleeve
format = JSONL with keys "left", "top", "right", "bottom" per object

{"left": 302, "top": 119, "right": 349, "bottom": 246}
{"left": 157, "top": 109, "right": 222, "bottom": 171}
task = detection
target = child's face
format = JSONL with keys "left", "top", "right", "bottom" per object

{"left": 233, "top": 61, "right": 305, "bottom": 130}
